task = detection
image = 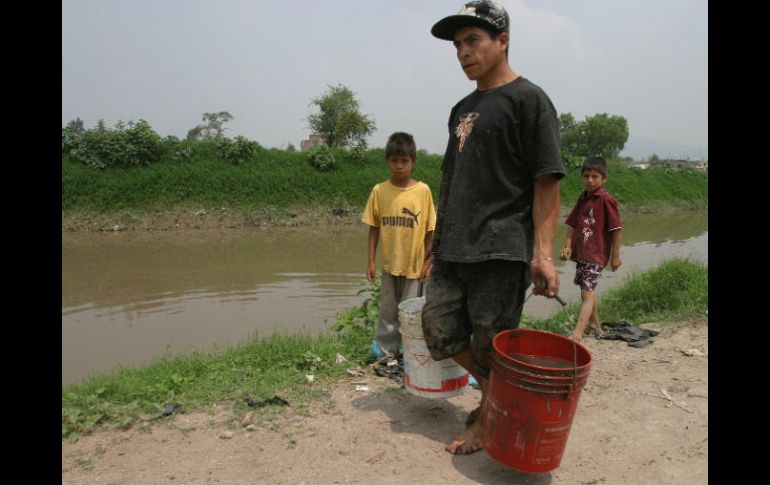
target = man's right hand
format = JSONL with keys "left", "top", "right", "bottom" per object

{"left": 420, "top": 254, "right": 434, "bottom": 281}
{"left": 367, "top": 262, "right": 377, "bottom": 282}
{"left": 531, "top": 258, "right": 559, "bottom": 298}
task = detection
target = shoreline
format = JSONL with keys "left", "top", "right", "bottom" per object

{"left": 62, "top": 203, "right": 706, "bottom": 233}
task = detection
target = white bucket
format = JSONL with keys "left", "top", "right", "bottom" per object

{"left": 398, "top": 297, "right": 469, "bottom": 399}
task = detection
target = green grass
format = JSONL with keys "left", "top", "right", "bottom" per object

{"left": 62, "top": 147, "right": 706, "bottom": 214}
{"left": 521, "top": 258, "right": 708, "bottom": 334}
{"left": 62, "top": 259, "right": 707, "bottom": 441}
{"left": 62, "top": 328, "right": 372, "bottom": 443}
{"left": 560, "top": 161, "right": 708, "bottom": 211}
{"left": 62, "top": 146, "right": 443, "bottom": 213}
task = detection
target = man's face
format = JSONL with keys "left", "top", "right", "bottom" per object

{"left": 452, "top": 26, "right": 507, "bottom": 82}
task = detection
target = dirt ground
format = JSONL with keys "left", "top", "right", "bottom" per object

{"left": 62, "top": 319, "right": 707, "bottom": 485}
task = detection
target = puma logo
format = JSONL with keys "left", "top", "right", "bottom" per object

{"left": 401, "top": 207, "right": 421, "bottom": 225}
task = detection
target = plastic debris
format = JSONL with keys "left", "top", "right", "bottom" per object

{"left": 468, "top": 375, "right": 480, "bottom": 389}
{"left": 370, "top": 339, "right": 403, "bottom": 359}
{"left": 151, "top": 403, "right": 182, "bottom": 420}
{"left": 628, "top": 339, "right": 654, "bottom": 348}
{"left": 355, "top": 385, "right": 370, "bottom": 392}
{"left": 682, "top": 348, "right": 705, "bottom": 357}
{"left": 305, "top": 374, "right": 315, "bottom": 383}
{"left": 336, "top": 353, "right": 347, "bottom": 364}
{"left": 346, "top": 367, "right": 366, "bottom": 377}
{"left": 241, "top": 411, "right": 254, "bottom": 427}
{"left": 244, "top": 394, "right": 290, "bottom": 407}
{"left": 371, "top": 355, "right": 404, "bottom": 384}
{"left": 599, "top": 321, "right": 659, "bottom": 348}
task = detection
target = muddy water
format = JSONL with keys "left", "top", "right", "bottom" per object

{"left": 62, "top": 210, "right": 707, "bottom": 387}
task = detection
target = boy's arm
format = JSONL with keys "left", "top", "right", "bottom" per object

{"left": 367, "top": 226, "right": 380, "bottom": 281}
{"left": 531, "top": 173, "right": 560, "bottom": 298}
{"left": 609, "top": 229, "right": 622, "bottom": 271}
{"left": 420, "top": 231, "right": 434, "bottom": 281}
{"left": 605, "top": 195, "right": 622, "bottom": 271}
{"left": 559, "top": 227, "right": 574, "bottom": 261}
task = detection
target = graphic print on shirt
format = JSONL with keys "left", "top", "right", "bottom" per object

{"left": 382, "top": 207, "right": 420, "bottom": 228}
{"left": 581, "top": 208, "right": 595, "bottom": 245}
{"left": 455, "top": 112, "right": 480, "bottom": 152}
{"left": 401, "top": 207, "right": 421, "bottom": 226}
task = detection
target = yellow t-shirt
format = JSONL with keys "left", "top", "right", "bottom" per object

{"left": 362, "top": 181, "right": 437, "bottom": 279}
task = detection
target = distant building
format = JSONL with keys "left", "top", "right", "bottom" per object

{"left": 301, "top": 134, "right": 326, "bottom": 151}
{"left": 629, "top": 161, "right": 650, "bottom": 170}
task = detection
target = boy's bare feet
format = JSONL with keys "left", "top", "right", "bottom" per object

{"left": 465, "top": 406, "right": 481, "bottom": 426}
{"left": 589, "top": 320, "right": 605, "bottom": 337}
{"left": 446, "top": 420, "right": 484, "bottom": 454}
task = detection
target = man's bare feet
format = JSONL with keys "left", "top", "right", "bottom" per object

{"left": 465, "top": 406, "right": 481, "bottom": 426}
{"left": 446, "top": 420, "right": 484, "bottom": 454}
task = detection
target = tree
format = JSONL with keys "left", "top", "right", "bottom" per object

{"left": 580, "top": 113, "right": 628, "bottom": 159}
{"left": 286, "top": 142, "right": 296, "bottom": 152}
{"left": 559, "top": 112, "right": 629, "bottom": 161}
{"left": 307, "top": 84, "right": 376, "bottom": 147}
{"left": 187, "top": 111, "right": 234, "bottom": 141}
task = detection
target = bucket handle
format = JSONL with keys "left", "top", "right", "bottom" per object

{"left": 552, "top": 295, "right": 580, "bottom": 396}
{"left": 518, "top": 291, "right": 580, "bottom": 399}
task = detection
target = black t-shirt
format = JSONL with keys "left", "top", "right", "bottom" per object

{"left": 433, "top": 77, "right": 565, "bottom": 263}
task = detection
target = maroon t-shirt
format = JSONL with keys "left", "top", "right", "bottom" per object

{"left": 565, "top": 187, "right": 622, "bottom": 266}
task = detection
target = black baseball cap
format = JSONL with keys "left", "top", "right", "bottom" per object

{"left": 431, "top": 0, "right": 510, "bottom": 41}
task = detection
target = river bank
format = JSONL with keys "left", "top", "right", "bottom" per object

{"left": 62, "top": 318, "right": 708, "bottom": 485}
{"left": 61, "top": 203, "right": 705, "bottom": 233}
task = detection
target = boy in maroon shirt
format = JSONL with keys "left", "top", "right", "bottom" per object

{"left": 559, "top": 156, "right": 622, "bottom": 343}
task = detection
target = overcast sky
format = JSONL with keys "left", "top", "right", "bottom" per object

{"left": 62, "top": 0, "right": 708, "bottom": 160}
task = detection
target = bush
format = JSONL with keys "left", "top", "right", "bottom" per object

{"left": 161, "top": 136, "right": 194, "bottom": 164}
{"left": 62, "top": 120, "right": 163, "bottom": 168}
{"left": 345, "top": 144, "right": 367, "bottom": 165}
{"left": 215, "top": 136, "right": 261, "bottom": 165}
{"left": 331, "top": 277, "right": 380, "bottom": 334}
{"left": 308, "top": 146, "right": 337, "bottom": 172}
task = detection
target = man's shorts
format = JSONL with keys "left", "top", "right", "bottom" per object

{"left": 421, "top": 259, "right": 529, "bottom": 379}
{"left": 574, "top": 261, "right": 604, "bottom": 292}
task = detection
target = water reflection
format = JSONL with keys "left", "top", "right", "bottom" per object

{"left": 62, "top": 211, "right": 707, "bottom": 387}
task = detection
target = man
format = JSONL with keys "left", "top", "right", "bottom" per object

{"left": 421, "top": 0, "right": 565, "bottom": 455}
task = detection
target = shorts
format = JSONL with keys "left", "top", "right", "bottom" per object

{"left": 421, "top": 259, "right": 529, "bottom": 379}
{"left": 574, "top": 261, "right": 604, "bottom": 292}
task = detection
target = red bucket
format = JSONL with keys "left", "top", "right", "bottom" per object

{"left": 482, "top": 328, "right": 592, "bottom": 473}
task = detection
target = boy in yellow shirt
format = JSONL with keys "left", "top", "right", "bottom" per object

{"left": 362, "top": 132, "right": 437, "bottom": 357}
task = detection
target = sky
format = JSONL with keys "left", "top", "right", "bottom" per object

{"left": 62, "top": 0, "right": 708, "bottom": 160}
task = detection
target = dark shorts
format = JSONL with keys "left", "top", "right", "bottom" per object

{"left": 421, "top": 259, "right": 530, "bottom": 379}
{"left": 574, "top": 261, "right": 604, "bottom": 292}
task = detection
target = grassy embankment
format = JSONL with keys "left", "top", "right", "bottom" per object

{"left": 62, "top": 258, "right": 707, "bottom": 442}
{"left": 62, "top": 145, "right": 707, "bottom": 230}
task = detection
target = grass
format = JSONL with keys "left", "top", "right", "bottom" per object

{"left": 62, "top": 146, "right": 444, "bottom": 213}
{"left": 62, "top": 328, "right": 372, "bottom": 443}
{"left": 559, "top": 161, "right": 708, "bottom": 211}
{"left": 62, "top": 147, "right": 706, "bottom": 216}
{"left": 521, "top": 258, "right": 708, "bottom": 334}
{"left": 62, "top": 258, "right": 707, "bottom": 442}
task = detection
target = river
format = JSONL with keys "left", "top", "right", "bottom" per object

{"left": 62, "top": 209, "right": 707, "bottom": 387}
